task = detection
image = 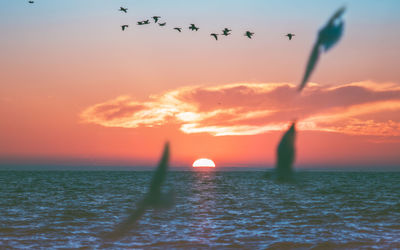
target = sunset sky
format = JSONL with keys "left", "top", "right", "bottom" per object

{"left": 1, "top": 0, "right": 399, "bottom": 168}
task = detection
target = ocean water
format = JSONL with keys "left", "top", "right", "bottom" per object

{"left": 0, "top": 171, "right": 399, "bottom": 249}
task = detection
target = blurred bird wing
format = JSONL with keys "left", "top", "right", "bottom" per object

{"left": 103, "top": 202, "right": 147, "bottom": 241}
{"left": 298, "top": 42, "right": 320, "bottom": 91}
{"left": 148, "top": 142, "right": 170, "bottom": 196}
{"left": 275, "top": 122, "right": 296, "bottom": 180}
{"left": 328, "top": 6, "right": 346, "bottom": 25}
{"left": 319, "top": 7, "right": 345, "bottom": 52}
{"left": 298, "top": 7, "right": 345, "bottom": 92}
{"left": 319, "top": 20, "right": 344, "bottom": 52}
{"left": 102, "top": 143, "right": 170, "bottom": 241}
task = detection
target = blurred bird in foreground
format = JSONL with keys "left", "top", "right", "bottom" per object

{"left": 174, "top": 27, "right": 182, "bottom": 32}
{"left": 298, "top": 6, "right": 346, "bottom": 92}
{"left": 103, "top": 142, "right": 174, "bottom": 241}
{"left": 158, "top": 22, "right": 166, "bottom": 27}
{"left": 274, "top": 122, "right": 296, "bottom": 181}
{"left": 121, "top": 25, "right": 128, "bottom": 31}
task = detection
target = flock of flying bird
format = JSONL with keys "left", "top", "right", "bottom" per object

{"left": 27, "top": 0, "right": 346, "bottom": 241}
{"left": 27, "top": 2, "right": 296, "bottom": 40}
{"left": 117, "top": 6, "right": 295, "bottom": 41}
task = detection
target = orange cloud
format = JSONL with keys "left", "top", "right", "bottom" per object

{"left": 81, "top": 81, "right": 400, "bottom": 137}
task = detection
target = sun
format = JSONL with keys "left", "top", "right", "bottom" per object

{"left": 192, "top": 158, "right": 216, "bottom": 168}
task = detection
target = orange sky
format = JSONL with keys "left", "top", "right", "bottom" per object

{"left": 1, "top": 1, "right": 400, "bottom": 168}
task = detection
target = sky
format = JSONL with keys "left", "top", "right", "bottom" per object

{"left": 0, "top": 0, "right": 400, "bottom": 169}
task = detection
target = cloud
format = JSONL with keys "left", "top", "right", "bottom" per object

{"left": 81, "top": 81, "right": 400, "bottom": 137}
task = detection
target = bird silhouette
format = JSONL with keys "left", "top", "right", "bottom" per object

{"left": 189, "top": 24, "right": 199, "bottom": 31}
{"left": 298, "top": 6, "right": 345, "bottom": 92}
{"left": 103, "top": 142, "right": 174, "bottom": 241}
{"left": 121, "top": 25, "right": 129, "bottom": 31}
{"left": 119, "top": 7, "right": 128, "bottom": 13}
{"left": 28, "top": 1, "right": 34, "bottom": 3}
{"left": 245, "top": 31, "right": 254, "bottom": 39}
{"left": 158, "top": 22, "right": 166, "bottom": 27}
{"left": 174, "top": 27, "right": 182, "bottom": 32}
{"left": 152, "top": 16, "right": 161, "bottom": 23}
{"left": 222, "top": 28, "right": 232, "bottom": 36}
{"left": 274, "top": 122, "right": 296, "bottom": 181}
{"left": 286, "top": 33, "right": 295, "bottom": 40}
{"left": 138, "top": 20, "right": 150, "bottom": 25}
{"left": 210, "top": 33, "right": 219, "bottom": 40}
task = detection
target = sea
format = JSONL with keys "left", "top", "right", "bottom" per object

{"left": 0, "top": 170, "right": 399, "bottom": 249}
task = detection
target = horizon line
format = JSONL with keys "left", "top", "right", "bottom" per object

{"left": 0, "top": 164, "right": 399, "bottom": 172}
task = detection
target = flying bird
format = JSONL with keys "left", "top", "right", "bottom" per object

{"left": 210, "top": 33, "right": 219, "bottom": 40}
{"left": 138, "top": 20, "right": 150, "bottom": 25}
{"left": 274, "top": 122, "right": 296, "bottom": 181}
{"left": 298, "top": 6, "right": 346, "bottom": 92}
{"left": 245, "top": 31, "right": 254, "bottom": 39}
{"left": 152, "top": 16, "right": 161, "bottom": 23}
{"left": 286, "top": 33, "right": 295, "bottom": 40}
{"left": 158, "top": 22, "right": 166, "bottom": 27}
{"left": 222, "top": 28, "right": 232, "bottom": 36}
{"left": 28, "top": 1, "right": 34, "bottom": 3}
{"left": 189, "top": 24, "right": 199, "bottom": 31}
{"left": 174, "top": 27, "right": 182, "bottom": 32}
{"left": 104, "top": 142, "right": 174, "bottom": 241}
{"left": 121, "top": 25, "right": 129, "bottom": 31}
{"left": 119, "top": 7, "right": 128, "bottom": 13}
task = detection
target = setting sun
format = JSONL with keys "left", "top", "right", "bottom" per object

{"left": 192, "top": 158, "right": 216, "bottom": 168}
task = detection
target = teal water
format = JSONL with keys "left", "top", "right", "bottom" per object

{"left": 0, "top": 171, "right": 399, "bottom": 248}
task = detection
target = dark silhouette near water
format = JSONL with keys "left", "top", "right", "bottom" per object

{"left": 210, "top": 33, "right": 219, "bottom": 40}
{"left": 189, "top": 24, "right": 199, "bottom": 31}
{"left": 28, "top": 1, "right": 34, "bottom": 4}
{"left": 152, "top": 16, "right": 161, "bottom": 23}
{"left": 158, "top": 22, "right": 166, "bottom": 27}
{"left": 245, "top": 31, "right": 254, "bottom": 39}
{"left": 275, "top": 122, "right": 296, "bottom": 181}
{"left": 286, "top": 33, "right": 295, "bottom": 40}
{"left": 222, "top": 28, "right": 231, "bottom": 36}
{"left": 121, "top": 25, "right": 128, "bottom": 31}
{"left": 119, "top": 7, "right": 128, "bottom": 13}
{"left": 174, "top": 27, "right": 182, "bottom": 32}
{"left": 104, "top": 142, "right": 174, "bottom": 241}
{"left": 298, "top": 6, "right": 345, "bottom": 92}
